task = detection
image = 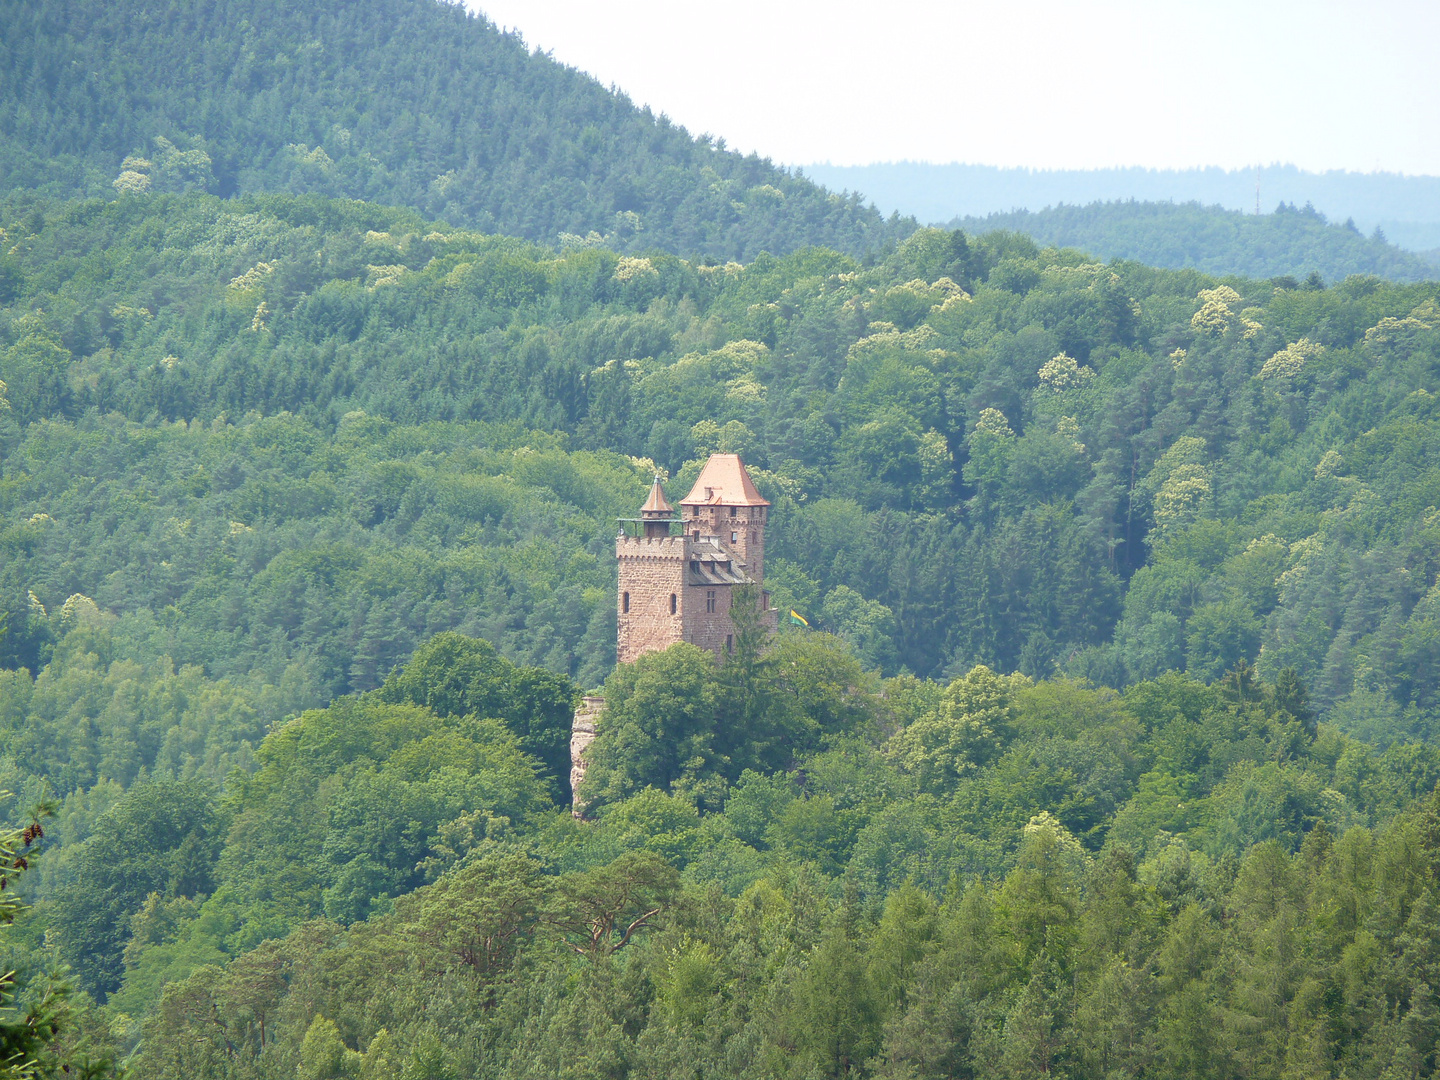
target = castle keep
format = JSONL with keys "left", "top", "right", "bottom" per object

{"left": 616, "top": 453, "right": 777, "bottom": 663}
{"left": 572, "top": 453, "right": 778, "bottom": 807}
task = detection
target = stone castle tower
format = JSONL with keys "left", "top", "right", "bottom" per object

{"left": 572, "top": 453, "right": 778, "bottom": 809}
{"left": 615, "top": 453, "right": 777, "bottom": 664}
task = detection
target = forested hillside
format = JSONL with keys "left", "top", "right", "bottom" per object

{"left": 0, "top": 0, "right": 905, "bottom": 259}
{"left": 952, "top": 201, "right": 1435, "bottom": 283}
{"left": 3, "top": 187, "right": 1440, "bottom": 1077}
{"left": 19, "top": 634, "right": 1440, "bottom": 1080}
{"left": 4, "top": 192, "right": 1440, "bottom": 727}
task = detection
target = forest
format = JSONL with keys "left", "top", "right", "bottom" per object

{"left": 952, "top": 200, "right": 1437, "bottom": 283}
{"left": 0, "top": 183, "right": 1440, "bottom": 1076}
{"left": 0, "top": 0, "right": 906, "bottom": 260}
{"left": 6, "top": 0, "right": 1440, "bottom": 1074}
{"left": 11, "top": 628, "right": 1440, "bottom": 1080}
{"left": 4, "top": 191, "right": 1440, "bottom": 719}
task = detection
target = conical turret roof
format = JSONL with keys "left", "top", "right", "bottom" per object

{"left": 640, "top": 476, "right": 673, "bottom": 515}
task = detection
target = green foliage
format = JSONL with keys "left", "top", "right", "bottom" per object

{"left": 1, "top": 163, "right": 1440, "bottom": 1080}
{"left": 957, "top": 200, "right": 1437, "bottom": 282}
{"left": 581, "top": 631, "right": 882, "bottom": 813}
{"left": 580, "top": 644, "right": 729, "bottom": 809}
{"left": 3, "top": 193, "right": 1438, "bottom": 724}
{"left": 0, "top": 603, "right": 1427, "bottom": 1080}
{"left": 377, "top": 633, "right": 580, "bottom": 801}
{"left": 50, "top": 777, "right": 223, "bottom": 997}
{"left": 0, "top": 796, "right": 122, "bottom": 1078}
{"left": 0, "top": 0, "right": 905, "bottom": 260}
{"left": 215, "top": 695, "right": 552, "bottom": 932}
{"left": 885, "top": 665, "right": 1030, "bottom": 793}
{"left": 110, "top": 724, "right": 1440, "bottom": 1080}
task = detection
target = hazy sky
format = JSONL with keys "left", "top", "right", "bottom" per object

{"left": 468, "top": 0, "right": 1439, "bottom": 175}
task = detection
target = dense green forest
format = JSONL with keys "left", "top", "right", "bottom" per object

{"left": 3, "top": 184, "right": 1440, "bottom": 1076}
{"left": 0, "top": 0, "right": 907, "bottom": 261}
{"left": 18, "top": 635, "right": 1440, "bottom": 1080}
{"left": 951, "top": 201, "right": 1436, "bottom": 283}
{"left": 4, "top": 192, "right": 1440, "bottom": 722}
{"left": 7, "top": 1, "right": 1440, "bottom": 1074}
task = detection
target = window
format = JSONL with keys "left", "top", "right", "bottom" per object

{"left": 693, "top": 531, "right": 700, "bottom": 542}
{"left": 750, "top": 530, "right": 756, "bottom": 544}
{"left": 726, "top": 634, "right": 733, "bottom": 650}
{"left": 669, "top": 593, "right": 677, "bottom": 615}
{"left": 706, "top": 590, "right": 716, "bottom": 613}
{"left": 622, "top": 592, "right": 629, "bottom": 613}
{"left": 730, "top": 506, "right": 737, "bottom": 517}
{"left": 731, "top": 531, "right": 738, "bottom": 543}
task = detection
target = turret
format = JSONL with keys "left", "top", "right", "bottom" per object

{"left": 639, "top": 476, "right": 674, "bottom": 539}
{"left": 582, "top": 453, "right": 779, "bottom": 811}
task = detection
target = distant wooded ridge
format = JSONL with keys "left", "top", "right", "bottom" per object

{"left": 952, "top": 200, "right": 1438, "bottom": 284}
{"left": 802, "top": 162, "right": 1440, "bottom": 252}
{"left": 0, "top": 0, "right": 909, "bottom": 260}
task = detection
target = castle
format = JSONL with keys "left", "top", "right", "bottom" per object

{"left": 570, "top": 453, "right": 778, "bottom": 804}
{"left": 617, "top": 453, "right": 777, "bottom": 663}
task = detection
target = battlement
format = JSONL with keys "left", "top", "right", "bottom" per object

{"left": 616, "top": 534, "right": 686, "bottom": 557}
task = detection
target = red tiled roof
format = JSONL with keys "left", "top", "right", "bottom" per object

{"left": 680, "top": 454, "right": 769, "bottom": 507}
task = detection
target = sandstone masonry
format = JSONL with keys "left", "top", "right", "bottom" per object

{"left": 572, "top": 454, "right": 779, "bottom": 809}
{"left": 617, "top": 454, "right": 777, "bottom": 664}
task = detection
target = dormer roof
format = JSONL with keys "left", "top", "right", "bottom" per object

{"left": 640, "top": 476, "right": 673, "bottom": 515}
{"left": 687, "top": 537, "right": 756, "bottom": 585}
{"left": 680, "top": 454, "right": 770, "bottom": 507}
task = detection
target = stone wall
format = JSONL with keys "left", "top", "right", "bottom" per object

{"left": 683, "top": 582, "right": 780, "bottom": 657}
{"left": 615, "top": 534, "right": 686, "bottom": 664}
{"left": 682, "top": 504, "right": 766, "bottom": 582}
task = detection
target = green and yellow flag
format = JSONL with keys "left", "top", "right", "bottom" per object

{"left": 789, "top": 610, "right": 809, "bottom": 628}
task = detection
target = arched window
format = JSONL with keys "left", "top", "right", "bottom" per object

{"left": 669, "top": 593, "right": 677, "bottom": 615}
{"left": 622, "top": 592, "right": 630, "bottom": 613}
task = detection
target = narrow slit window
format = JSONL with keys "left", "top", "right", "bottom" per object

{"left": 622, "top": 591, "right": 629, "bottom": 613}
{"left": 669, "top": 593, "right": 677, "bottom": 615}
{"left": 726, "top": 634, "right": 733, "bottom": 650}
